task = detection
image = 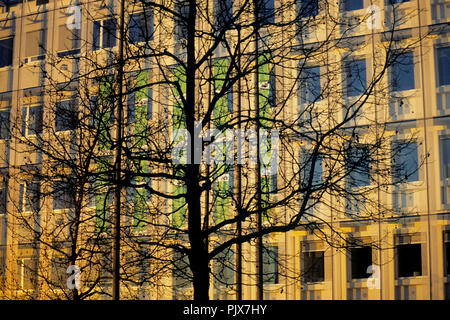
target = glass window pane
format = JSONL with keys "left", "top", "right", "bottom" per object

{"left": 299, "top": 0, "right": 319, "bottom": 18}
{"left": 93, "top": 21, "right": 101, "bottom": 50}
{"left": 303, "top": 251, "right": 324, "bottom": 282}
{"left": 392, "top": 52, "right": 415, "bottom": 91}
{"left": 347, "top": 147, "right": 370, "bottom": 187}
{"left": 263, "top": 245, "right": 278, "bottom": 284}
{"left": 102, "top": 18, "right": 117, "bottom": 48}
{"left": 438, "top": 47, "right": 450, "bottom": 86}
{"left": 392, "top": 141, "right": 419, "bottom": 182}
{"left": 351, "top": 246, "right": 372, "bottom": 279}
{"left": 215, "top": 0, "right": 233, "bottom": 30}
{"left": 344, "top": 0, "right": 364, "bottom": 11}
{"left": 300, "top": 66, "right": 321, "bottom": 103}
{"left": 346, "top": 59, "right": 366, "bottom": 97}
{"left": 441, "top": 139, "right": 450, "bottom": 179}
{"left": 0, "top": 110, "right": 10, "bottom": 139}
{"left": 55, "top": 100, "right": 78, "bottom": 132}
{"left": 258, "top": 0, "right": 275, "bottom": 25}
{"left": 397, "top": 243, "right": 422, "bottom": 278}
{"left": 0, "top": 37, "right": 13, "bottom": 68}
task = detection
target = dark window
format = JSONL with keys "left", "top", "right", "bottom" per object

{"left": 0, "top": 110, "right": 10, "bottom": 139}
{"left": 53, "top": 181, "right": 75, "bottom": 210}
{"left": 392, "top": 141, "right": 419, "bottom": 182}
{"left": 19, "top": 181, "right": 40, "bottom": 213}
{"left": 0, "top": 182, "right": 7, "bottom": 214}
{"left": 103, "top": 18, "right": 117, "bottom": 48}
{"left": 55, "top": 100, "right": 78, "bottom": 132}
{"left": 0, "top": 37, "right": 13, "bottom": 68}
{"left": 388, "top": 0, "right": 411, "bottom": 4}
{"left": 350, "top": 246, "right": 372, "bottom": 279}
{"left": 22, "top": 106, "right": 43, "bottom": 136}
{"left": 93, "top": 21, "right": 101, "bottom": 50}
{"left": 344, "top": 0, "right": 364, "bottom": 11}
{"left": 392, "top": 52, "right": 415, "bottom": 91}
{"left": 129, "top": 11, "right": 154, "bottom": 43}
{"left": 147, "top": 87, "right": 153, "bottom": 120}
{"left": 437, "top": 47, "right": 450, "bottom": 86}
{"left": 227, "top": 89, "right": 233, "bottom": 113}
{"left": 93, "top": 18, "right": 117, "bottom": 50}
{"left": 175, "top": 0, "right": 190, "bottom": 40}
{"left": 441, "top": 139, "right": 450, "bottom": 179}
{"left": 303, "top": 251, "right": 324, "bottom": 282}
{"left": 257, "top": 0, "right": 275, "bottom": 25}
{"left": 17, "top": 258, "right": 37, "bottom": 290}
{"left": 215, "top": 0, "right": 233, "bottom": 30}
{"left": 213, "top": 249, "right": 234, "bottom": 287}
{"left": 346, "top": 146, "right": 370, "bottom": 187}
{"left": 51, "top": 256, "right": 67, "bottom": 288}
{"left": 397, "top": 243, "right": 422, "bottom": 278}
{"left": 173, "top": 251, "right": 191, "bottom": 288}
{"left": 346, "top": 59, "right": 367, "bottom": 97}
{"left": 299, "top": 0, "right": 319, "bottom": 18}
{"left": 299, "top": 66, "right": 321, "bottom": 104}
{"left": 36, "top": 0, "right": 50, "bottom": 5}
{"left": 445, "top": 232, "right": 450, "bottom": 276}
{"left": 301, "top": 153, "right": 323, "bottom": 188}
{"left": 263, "top": 245, "right": 278, "bottom": 284}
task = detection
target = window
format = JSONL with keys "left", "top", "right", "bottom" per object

{"left": 350, "top": 246, "right": 372, "bottom": 279}
{"left": 441, "top": 138, "right": 450, "bottom": 179}
{"left": 392, "top": 52, "right": 415, "bottom": 91}
{"left": 346, "top": 146, "right": 370, "bottom": 187}
{"left": 55, "top": 100, "right": 78, "bottom": 132}
{"left": 0, "top": 181, "right": 7, "bottom": 214}
{"left": 51, "top": 256, "right": 67, "bottom": 288}
{"left": 22, "top": 105, "right": 43, "bottom": 136}
{"left": 345, "top": 59, "right": 366, "bottom": 97}
{"left": 388, "top": 0, "right": 410, "bottom": 4}
{"left": 213, "top": 249, "right": 234, "bottom": 287}
{"left": 25, "top": 29, "right": 46, "bottom": 60}
{"left": 57, "top": 25, "right": 80, "bottom": 57}
{"left": 437, "top": 47, "right": 450, "bottom": 86}
{"left": 392, "top": 141, "right": 419, "bottom": 183}
{"left": 129, "top": 11, "right": 154, "bottom": 43}
{"left": 175, "top": 0, "right": 190, "bottom": 40}
{"left": 17, "top": 258, "right": 37, "bottom": 290}
{"left": 19, "top": 181, "right": 40, "bottom": 213}
{"left": 444, "top": 232, "right": 450, "bottom": 276}
{"left": 303, "top": 251, "right": 324, "bottom": 282}
{"left": 173, "top": 250, "right": 191, "bottom": 288}
{"left": 53, "top": 181, "right": 75, "bottom": 210}
{"left": 299, "top": 66, "right": 321, "bottom": 104}
{"left": 397, "top": 243, "right": 422, "bottom": 278}
{"left": 93, "top": 18, "right": 117, "bottom": 50}
{"left": 257, "top": 0, "right": 275, "bottom": 25}
{"left": 263, "top": 245, "right": 278, "bottom": 284}
{"left": 299, "top": 0, "right": 319, "bottom": 18}
{"left": 301, "top": 152, "right": 323, "bottom": 188}
{"left": 0, "top": 37, "right": 13, "bottom": 68}
{"left": 344, "top": 0, "right": 364, "bottom": 11}
{"left": 215, "top": 0, "right": 233, "bottom": 30}
{"left": 0, "top": 109, "right": 10, "bottom": 139}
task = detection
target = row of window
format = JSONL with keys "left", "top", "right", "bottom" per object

{"left": 299, "top": 48, "right": 450, "bottom": 105}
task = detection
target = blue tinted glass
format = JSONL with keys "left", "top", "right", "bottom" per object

{"left": 348, "top": 147, "right": 370, "bottom": 187}
{"left": 258, "top": 0, "right": 275, "bottom": 25}
{"left": 0, "top": 37, "right": 13, "bottom": 68}
{"left": 93, "top": 21, "right": 101, "bottom": 50}
{"left": 346, "top": 59, "right": 366, "bottom": 97}
{"left": 215, "top": 0, "right": 233, "bottom": 29}
{"left": 392, "top": 52, "right": 415, "bottom": 91}
{"left": 438, "top": 47, "right": 450, "bottom": 86}
{"left": 102, "top": 18, "right": 117, "bottom": 48}
{"left": 345, "top": 0, "right": 363, "bottom": 11}
{"left": 393, "top": 142, "right": 418, "bottom": 182}
{"left": 300, "top": 0, "right": 319, "bottom": 18}
{"left": 303, "top": 66, "right": 321, "bottom": 103}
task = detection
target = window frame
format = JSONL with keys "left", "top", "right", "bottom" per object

{"left": 22, "top": 104, "right": 43, "bottom": 137}
{"left": 92, "top": 18, "right": 118, "bottom": 51}
{"left": 302, "top": 250, "right": 325, "bottom": 283}
{"left": 55, "top": 99, "right": 78, "bottom": 132}
{"left": 0, "top": 37, "right": 13, "bottom": 68}
{"left": 128, "top": 11, "right": 154, "bottom": 44}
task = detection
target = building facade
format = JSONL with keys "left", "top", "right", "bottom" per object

{"left": 0, "top": 0, "right": 449, "bottom": 300}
